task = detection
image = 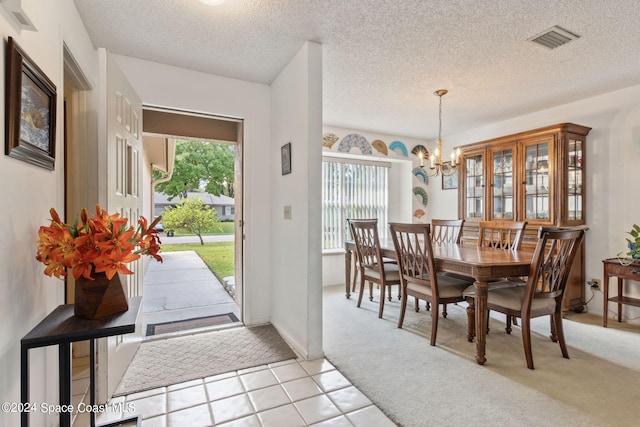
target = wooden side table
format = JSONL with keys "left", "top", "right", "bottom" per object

{"left": 21, "top": 297, "right": 141, "bottom": 427}
{"left": 602, "top": 258, "right": 640, "bottom": 327}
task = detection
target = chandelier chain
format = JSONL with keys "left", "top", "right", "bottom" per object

{"left": 438, "top": 93, "right": 443, "bottom": 141}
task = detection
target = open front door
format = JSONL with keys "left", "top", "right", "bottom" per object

{"left": 234, "top": 122, "right": 244, "bottom": 316}
{"left": 97, "top": 50, "right": 144, "bottom": 402}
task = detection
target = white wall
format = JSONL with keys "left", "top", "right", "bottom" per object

{"left": 0, "top": 1, "right": 99, "bottom": 426}
{"left": 113, "top": 55, "right": 273, "bottom": 326}
{"left": 429, "top": 84, "right": 640, "bottom": 325}
{"left": 270, "top": 42, "right": 324, "bottom": 359}
{"left": 388, "top": 160, "right": 413, "bottom": 224}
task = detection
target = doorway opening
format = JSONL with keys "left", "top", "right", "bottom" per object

{"left": 141, "top": 106, "right": 244, "bottom": 338}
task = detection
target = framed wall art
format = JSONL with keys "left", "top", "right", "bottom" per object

{"left": 5, "top": 37, "right": 57, "bottom": 170}
{"left": 281, "top": 142, "right": 291, "bottom": 175}
{"left": 441, "top": 162, "right": 458, "bottom": 190}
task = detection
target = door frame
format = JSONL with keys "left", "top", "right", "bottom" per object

{"left": 142, "top": 105, "right": 245, "bottom": 320}
{"left": 62, "top": 43, "right": 95, "bottom": 361}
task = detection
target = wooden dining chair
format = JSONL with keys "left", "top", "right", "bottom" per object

{"left": 390, "top": 223, "right": 472, "bottom": 346}
{"left": 347, "top": 218, "right": 396, "bottom": 293}
{"left": 347, "top": 218, "right": 370, "bottom": 293}
{"left": 478, "top": 220, "right": 527, "bottom": 250}
{"left": 349, "top": 219, "right": 401, "bottom": 318}
{"left": 468, "top": 227, "right": 585, "bottom": 369}
{"left": 464, "top": 220, "right": 528, "bottom": 335}
{"left": 431, "top": 219, "right": 464, "bottom": 244}
{"left": 422, "top": 219, "right": 472, "bottom": 316}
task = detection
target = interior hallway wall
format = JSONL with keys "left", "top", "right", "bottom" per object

{"left": 270, "top": 41, "right": 324, "bottom": 360}
{"left": 0, "top": 1, "right": 100, "bottom": 425}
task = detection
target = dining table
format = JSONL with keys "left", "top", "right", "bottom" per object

{"left": 344, "top": 239, "right": 533, "bottom": 365}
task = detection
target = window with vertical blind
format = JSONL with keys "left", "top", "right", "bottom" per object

{"left": 322, "top": 157, "right": 389, "bottom": 250}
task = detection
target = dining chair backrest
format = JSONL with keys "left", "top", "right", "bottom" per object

{"left": 523, "top": 227, "right": 585, "bottom": 307}
{"left": 349, "top": 219, "right": 383, "bottom": 271}
{"left": 347, "top": 218, "right": 378, "bottom": 237}
{"left": 478, "top": 220, "right": 527, "bottom": 251}
{"left": 389, "top": 223, "right": 437, "bottom": 289}
{"left": 431, "top": 219, "right": 464, "bottom": 244}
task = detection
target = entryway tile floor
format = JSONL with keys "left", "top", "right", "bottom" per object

{"left": 72, "top": 357, "right": 396, "bottom": 426}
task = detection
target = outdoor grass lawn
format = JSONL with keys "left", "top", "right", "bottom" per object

{"left": 170, "top": 222, "right": 234, "bottom": 236}
{"left": 160, "top": 242, "right": 234, "bottom": 282}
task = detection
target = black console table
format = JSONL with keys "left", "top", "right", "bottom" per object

{"left": 21, "top": 297, "right": 141, "bottom": 427}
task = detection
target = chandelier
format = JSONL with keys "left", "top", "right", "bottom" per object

{"left": 418, "top": 89, "right": 460, "bottom": 177}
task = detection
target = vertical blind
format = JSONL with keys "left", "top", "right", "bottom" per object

{"left": 322, "top": 159, "right": 389, "bottom": 250}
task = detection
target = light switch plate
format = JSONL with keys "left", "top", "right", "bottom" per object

{"left": 284, "top": 205, "right": 292, "bottom": 220}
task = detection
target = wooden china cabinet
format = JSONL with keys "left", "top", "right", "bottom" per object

{"left": 457, "top": 123, "right": 591, "bottom": 312}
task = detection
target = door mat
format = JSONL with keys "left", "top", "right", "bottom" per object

{"left": 114, "top": 324, "right": 297, "bottom": 397}
{"left": 146, "top": 313, "right": 239, "bottom": 336}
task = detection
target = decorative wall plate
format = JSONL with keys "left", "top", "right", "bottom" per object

{"left": 389, "top": 140, "right": 408, "bottom": 157}
{"left": 371, "top": 139, "right": 388, "bottom": 155}
{"left": 337, "top": 133, "right": 372, "bottom": 154}
{"left": 322, "top": 132, "right": 339, "bottom": 148}
{"left": 412, "top": 167, "right": 429, "bottom": 184}
{"left": 413, "top": 186, "right": 429, "bottom": 207}
{"left": 411, "top": 144, "right": 429, "bottom": 158}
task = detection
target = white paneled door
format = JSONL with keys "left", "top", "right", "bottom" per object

{"left": 97, "top": 50, "right": 144, "bottom": 403}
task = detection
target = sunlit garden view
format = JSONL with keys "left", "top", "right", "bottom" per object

{"left": 155, "top": 139, "right": 236, "bottom": 282}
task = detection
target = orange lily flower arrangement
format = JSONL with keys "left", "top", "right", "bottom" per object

{"left": 36, "top": 205, "right": 163, "bottom": 280}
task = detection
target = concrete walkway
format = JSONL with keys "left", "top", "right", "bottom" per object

{"left": 142, "top": 251, "right": 241, "bottom": 337}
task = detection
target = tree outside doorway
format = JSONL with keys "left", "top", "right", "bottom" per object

{"left": 155, "top": 139, "right": 235, "bottom": 199}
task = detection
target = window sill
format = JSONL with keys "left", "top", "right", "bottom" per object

{"left": 322, "top": 248, "right": 346, "bottom": 256}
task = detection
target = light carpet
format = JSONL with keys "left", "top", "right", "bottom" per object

{"left": 114, "top": 324, "right": 296, "bottom": 397}
{"left": 323, "top": 285, "right": 640, "bottom": 427}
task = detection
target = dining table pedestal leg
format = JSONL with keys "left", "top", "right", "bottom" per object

{"left": 474, "top": 280, "right": 489, "bottom": 365}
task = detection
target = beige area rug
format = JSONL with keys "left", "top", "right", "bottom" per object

{"left": 145, "top": 313, "right": 239, "bottom": 336}
{"left": 323, "top": 285, "right": 640, "bottom": 427}
{"left": 114, "top": 324, "right": 297, "bottom": 396}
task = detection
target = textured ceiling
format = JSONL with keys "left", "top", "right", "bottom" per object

{"left": 73, "top": 0, "right": 640, "bottom": 140}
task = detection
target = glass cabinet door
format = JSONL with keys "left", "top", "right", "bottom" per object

{"left": 523, "top": 140, "right": 551, "bottom": 221}
{"left": 490, "top": 148, "right": 514, "bottom": 219}
{"left": 567, "top": 138, "right": 584, "bottom": 221}
{"left": 464, "top": 153, "right": 483, "bottom": 219}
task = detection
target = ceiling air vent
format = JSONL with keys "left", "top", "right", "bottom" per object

{"left": 528, "top": 26, "right": 579, "bottom": 49}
